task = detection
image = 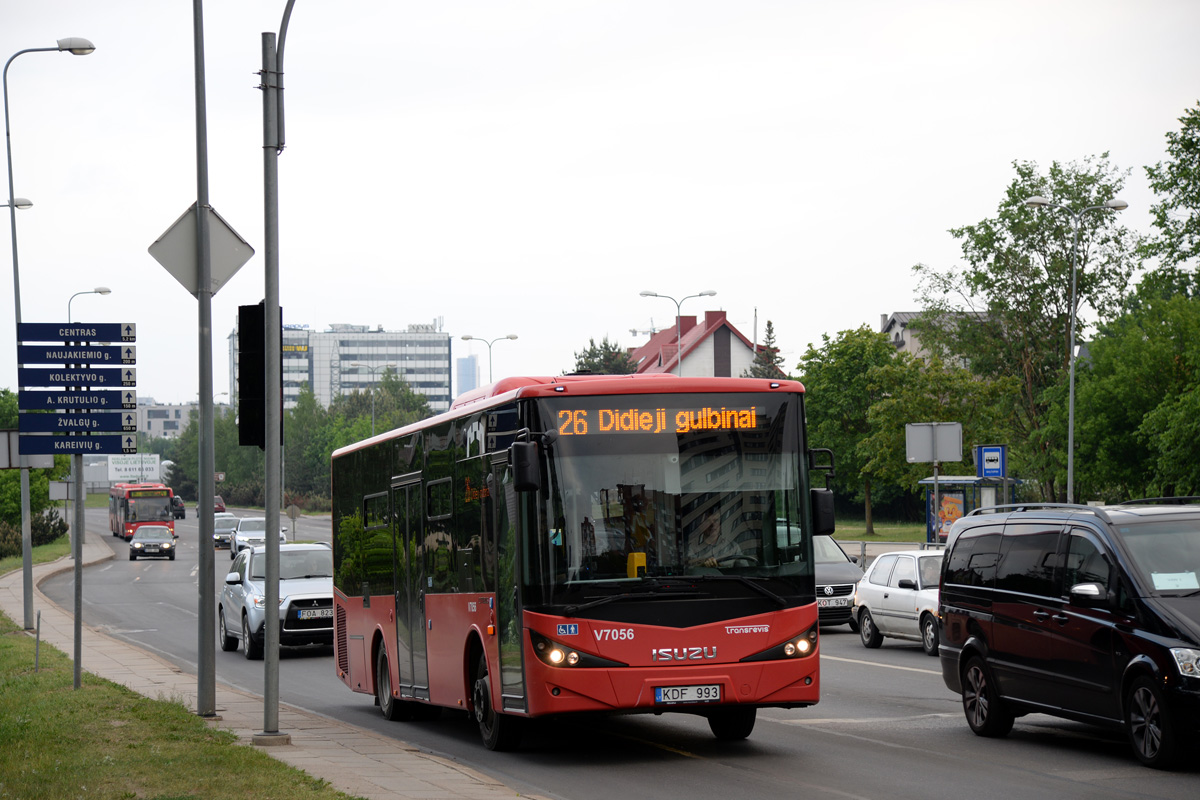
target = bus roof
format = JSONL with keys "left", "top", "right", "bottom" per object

{"left": 333, "top": 374, "right": 805, "bottom": 459}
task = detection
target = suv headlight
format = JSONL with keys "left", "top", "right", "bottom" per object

{"left": 1171, "top": 647, "right": 1200, "bottom": 677}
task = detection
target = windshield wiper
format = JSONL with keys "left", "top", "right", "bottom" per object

{"left": 563, "top": 582, "right": 708, "bottom": 616}
{"left": 688, "top": 574, "right": 788, "bottom": 607}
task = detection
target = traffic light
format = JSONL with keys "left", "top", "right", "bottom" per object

{"left": 237, "top": 302, "right": 282, "bottom": 449}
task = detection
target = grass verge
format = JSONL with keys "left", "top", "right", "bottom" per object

{"left": 0, "top": 611, "right": 363, "bottom": 800}
{"left": 832, "top": 518, "right": 929, "bottom": 542}
{"left": 0, "top": 535, "right": 72, "bottom": 577}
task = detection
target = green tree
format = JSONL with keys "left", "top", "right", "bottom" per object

{"left": 796, "top": 327, "right": 896, "bottom": 534}
{"left": 912, "top": 156, "right": 1139, "bottom": 500}
{"left": 1144, "top": 102, "right": 1200, "bottom": 273}
{"left": 570, "top": 337, "right": 636, "bottom": 374}
{"left": 743, "top": 320, "right": 788, "bottom": 378}
{"left": 0, "top": 389, "right": 69, "bottom": 526}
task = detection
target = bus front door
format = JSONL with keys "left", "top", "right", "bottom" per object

{"left": 393, "top": 480, "right": 429, "bottom": 699}
{"left": 490, "top": 460, "right": 526, "bottom": 710}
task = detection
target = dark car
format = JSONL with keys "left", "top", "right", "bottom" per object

{"left": 171, "top": 495, "right": 185, "bottom": 519}
{"left": 939, "top": 500, "right": 1200, "bottom": 769}
{"left": 129, "top": 524, "right": 176, "bottom": 561}
{"left": 813, "top": 533, "right": 864, "bottom": 628}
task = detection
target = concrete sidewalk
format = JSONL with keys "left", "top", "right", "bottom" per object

{"left": 0, "top": 539, "right": 534, "bottom": 800}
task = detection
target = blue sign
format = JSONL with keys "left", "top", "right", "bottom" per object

{"left": 977, "top": 445, "right": 1007, "bottom": 479}
{"left": 19, "top": 367, "right": 136, "bottom": 388}
{"left": 556, "top": 624, "right": 579, "bottom": 636}
{"left": 18, "top": 344, "right": 136, "bottom": 365}
{"left": 19, "top": 412, "right": 138, "bottom": 433}
{"left": 19, "top": 434, "right": 137, "bottom": 455}
{"left": 18, "top": 390, "right": 137, "bottom": 411}
{"left": 19, "top": 322, "right": 136, "bottom": 342}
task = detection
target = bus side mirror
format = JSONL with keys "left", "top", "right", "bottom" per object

{"left": 811, "top": 488, "right": 835, "bottom": 535}
{"left": 512, "top": 441, "right": 541, "bottom": 492}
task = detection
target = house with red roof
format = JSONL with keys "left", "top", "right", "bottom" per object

{"left": 628, "top": 310, "right": 760, "bottom": 377}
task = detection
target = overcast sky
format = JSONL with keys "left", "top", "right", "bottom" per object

{"left": 3, "top": 1, "right": 1198, "bottom": 405}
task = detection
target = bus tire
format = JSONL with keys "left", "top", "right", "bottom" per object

{"left": 707, "top": 706, "right": 756, "bottom": 740}
{"left": 375, "top": 645, "right": 409, "bottom": 721}
{"left": 472, "top": 653, "right": 521, "bottom": 751}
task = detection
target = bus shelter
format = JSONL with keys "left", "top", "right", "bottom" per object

{"left": 918, "top": 475, "right": 1013, "bottom": 543}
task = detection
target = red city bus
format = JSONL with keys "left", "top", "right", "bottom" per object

{"left": 109, "top": 482, "right": 176, "bottom": 540}
{"left": 331, "top": 375, "right": 836, "bottom": 750}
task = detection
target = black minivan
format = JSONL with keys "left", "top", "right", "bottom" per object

{"left": 938, "top": 501, "right": 1200, "bottom": 768}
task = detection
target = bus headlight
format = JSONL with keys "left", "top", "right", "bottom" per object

{"left": 529, "top": 630, "right": 626, "bottom": 669}
{"left": 741, "top": 624, "right": 819, "bottom": 662}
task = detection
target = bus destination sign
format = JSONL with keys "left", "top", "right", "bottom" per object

{"left": 556, "top": 406, "right": 762, "bottom": 437}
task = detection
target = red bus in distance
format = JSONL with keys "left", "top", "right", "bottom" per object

{"left": 109, "top": 482, "right": 175, "bottom": 540}
{"left": 331, "top": 374, "right": 835, "bottom": 750}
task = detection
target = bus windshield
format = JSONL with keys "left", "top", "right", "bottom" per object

{"left": 526, "top": 392, "right": 811, "bottom": 605}
{"left": 129, "top": 495, "right": 172, "bottom": 522}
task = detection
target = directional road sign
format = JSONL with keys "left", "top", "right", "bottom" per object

{"left": 18, "top": 322, "right": 136, "bottom": 343}
{"left": 19, "top": 411, "right": 138, "bottom": 433}
{"left": 18, "top": 344, "right": 136, "bottom": 365}
{"left": 18, "top": 390, "right": 137, "bottom": 411}
{"left": 19, "top": 434, "right": 137, "bottom": 455}
{"left": 19, "top": 367, "right": 136, "bottom": 388}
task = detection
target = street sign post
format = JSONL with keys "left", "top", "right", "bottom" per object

{"left": 18, "top": 367, "right": 136, "bottom": 387}
{"left": 18, "top": 390, "right": 137, "bottom": 411}
{"left": 18, "top": 322, "right": 136, "bottom": 342}
{"left": 19, "top": 435, "right": 137, "bottom": 455}
{"left": 19, "top": 412, "right": 138, "bottom": 433}
{"left": 18, "top": 344, "right": 136, "bottom": 365}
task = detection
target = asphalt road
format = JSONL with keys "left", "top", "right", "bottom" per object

{"left": 42, "top": 508, "right": 1200, "bottom": 800}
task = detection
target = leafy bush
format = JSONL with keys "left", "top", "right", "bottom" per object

{"left": 0, "top": 510, "right": 69, "bottom": 558}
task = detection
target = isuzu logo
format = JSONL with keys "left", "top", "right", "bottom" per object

{"left": 651, "top": 646, "right": 717, "bottom": 662}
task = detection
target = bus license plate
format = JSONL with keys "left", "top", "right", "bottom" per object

{"left": 298, "top": 609, "right": 333, "bottom": 620}
{"left": 818, "top": 597, "right": 851, "bottom": 608}
{"left": 655, "top": 684, "right": 721, "bottom": 705}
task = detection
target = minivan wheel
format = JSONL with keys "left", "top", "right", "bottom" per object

{"left": 920, "top": 614, "right": 939, "bottom": 656}
{"left": 859, "top": 609, "right": 883, "bottom": 648}
{"left": 962, "top": 656, "right": 1013, "bottom": 737}
{"left": 218, "top": 608, "right": 237, "bottom": 651}
{"left": 1126, "top": 675, "right": 1180, "bottom": 769}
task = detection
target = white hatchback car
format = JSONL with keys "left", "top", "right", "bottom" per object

{"left": 230, "top": 516, "right": 287, "bottom": 558}
{"left": 853, "top": 549, "right": 943, "bottom": 655}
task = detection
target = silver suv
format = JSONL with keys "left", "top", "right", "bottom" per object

{"left": 230, "top": 516, "right": 287, "bottom": 558}
{"left": 218, "top": 543, "right": 334, "bottom": 659}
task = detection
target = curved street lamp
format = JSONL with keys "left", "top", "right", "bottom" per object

{"left": 4, "top": 36, "right": 95, "bottom": 636}
{"left": 349, "top": 361, "right": 397, "bottom": 436}
{"left": 1024, "top": 195, "right": 1128, "bottom": 503}
{"left": 460, "top": 334, "right": 518, "bottom": 383}
{"left": 67, "top": 286, "right": 111, "bottom": 323}
{"left": 639, "top": 289, "right": 717, "bottom": 375}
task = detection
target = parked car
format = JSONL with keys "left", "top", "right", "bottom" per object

{"left": 230, "top": 516, "right": 287, "bottom": 559}
{"left": 129, "top": 524, "right": 176, "bottom": 561}
{"left": 171, "top": 495, "right": 186, "bottom": 519}
{"left": 218, "top": 543, "right": 334, "bottom": 659}
{"left": 814, "top": 533, "right": 864, "bottom": 628}
{"left": 853, "top": 549, "right": 944, "bottom": 655}
{"left": 939, "top": 500, "right": 1200, "bottom": 769}
{"left": 213, "top": 512, "right": 239, "bottom": 549}
{"left": 213, "top": 495, "right": 226, "bottom": 513}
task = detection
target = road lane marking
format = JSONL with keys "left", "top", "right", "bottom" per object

{"left": 767, "top": 713, "right": 956, "bottom": 725}
{"left": 821, "top": 654, "right": 941, "bottom": 675}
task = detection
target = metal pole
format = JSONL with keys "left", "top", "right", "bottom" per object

{"left": 259, "top": 20, "right": 288, "bottom": 742}
{"left": 1066, "top": 212, "right": 1080, "bottom": 505}
{"left": 5, "top": 46, "right": 55, "bottom": 632}
{"left": 72, "top": 443, "right": 83, "bottom": 688}
{"left": 193, "top": 0, "right": 217, "bottom": 718}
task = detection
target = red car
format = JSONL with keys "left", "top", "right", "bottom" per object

{"left": 214, "top": 495, "right": 226, "bottom": 513}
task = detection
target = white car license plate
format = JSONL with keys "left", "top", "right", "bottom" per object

{"left": 655, "top": 684, "right": 721, "bottom": 704}
{"left": 298, "top": 608, "right": 333, "bottom": 620}
{"left": 817, "top": 597, "right": 851, "bottom": 608}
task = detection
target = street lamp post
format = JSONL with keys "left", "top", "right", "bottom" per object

{"left": 349, "top": 361, "right": 397, "bottom": 436}
{"left": 5, "top": 37, "right": 96, "bottom": 634}
{"left": 68, "top": 286, "right": 111, "bottom": 323}
{"left": 639, "top": 290, "right": 717, "bottom": 376}
{"left": 1024, "top": 195, "right": 1128, "bottom": 503}
{"left": 460, "top": 334, "right": 518, "bottom": 383}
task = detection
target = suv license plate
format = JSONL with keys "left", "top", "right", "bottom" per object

{"left": 818, "top": 597, "right": 851, "bottom": 608}
{"left": 298, "top": 609, "right": 333, "bottom": 620}
{"left": 655, "top": 684, "right": 721, "bottom": 705}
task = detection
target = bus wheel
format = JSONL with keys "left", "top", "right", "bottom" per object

{"left": 707, "top": 707, "right": 756, "bottom": 740}
{"left": 375, "top": 646, "right": 406, "bottom": 721}
{"left": 472, "top": 653, "right": 521, "bottom": 751}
